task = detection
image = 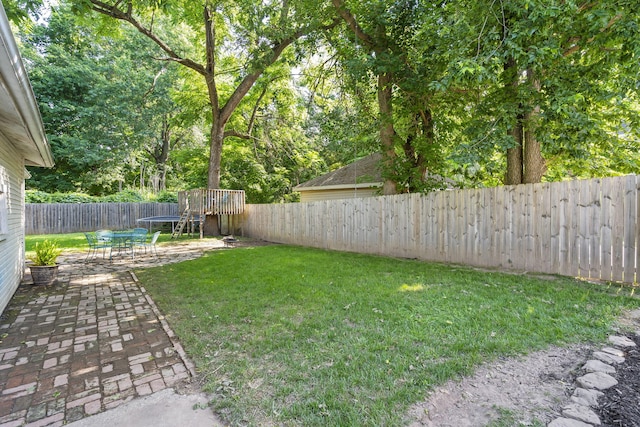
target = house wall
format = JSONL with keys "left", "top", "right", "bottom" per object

{"left": 0, "top": 133, "right": 26, "bottom": 315}
{"left": 299, "top": 187, "right": 379, "bottom": 203}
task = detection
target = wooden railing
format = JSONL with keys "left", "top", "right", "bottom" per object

{"left": 178, "top": 189, "right": 245, "bottom": 215}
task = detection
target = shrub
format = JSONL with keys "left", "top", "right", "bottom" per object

{"left": 25, "top": 189, "right": 181, "bottom": 203}
{"left": 99, "top": 190, "right": 145, "bottom": 203}
{"left": 25, "top": 190, "right": 52, "bottom": 203}
{"left": 28, "top": 240, "right": 62, "bottom": 266}
{"left": 155, "top": 190, "right": 178, "bottom": 203}
{"left": 49, "top": 192, "right": 97, "bottom": 203}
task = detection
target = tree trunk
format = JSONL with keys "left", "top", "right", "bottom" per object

{"left": 157, "top": 165, "right": 166, "bottom": 192}
{"left": 417, "top": 109, "right": 433, "bottom": 181}
{"left": 204, "top": 215, "right": 220, "bottom": 236}
{"left": 505, "top": 120, "right": 523, "bottom": 185}
{"left": 203, "top": 122, "right": 224, "bottom": 236}
{"left": 86, "top": 0, "right": 331, "bottom": 211}
{"left": 522, "top": 70, "right": 546, "bottom": 183}
{"left": 207, "top": 121, "right": 224, "bottom": 189}
{"left": 378, "top": 72, "right": 397, "bottom": 195}
{"left": 331, "top": 0, "right": 398, "bottom": 193}
{"left": 156, "top": 115, "right": 171, "bottom": 191}
{"left": 523, "top": 124, "right": 546, "bottom": 183}
{"left": 403, "top": 110, "right": 433, "bottom": 192}
{"left": 503, "top": 56, "right": 523, "bottom": 185}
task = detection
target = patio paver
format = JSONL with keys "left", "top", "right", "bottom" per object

{"left": 0, "top": 240, "right": 225, "bottom": 427}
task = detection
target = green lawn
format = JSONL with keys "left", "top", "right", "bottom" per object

{"left": 136, "top": 245, "right": 640, "bottom": 426}
{"left": 25, "top": 232, "right": 208, "bottom": 257}
{"left": 25, "top": 232, "right": 88, "bottom": 253}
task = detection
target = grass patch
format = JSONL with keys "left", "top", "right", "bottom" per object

{"left": 25, "top": 232, "right": 88, "bottom": 253}
{"left": 25, "top": 232, "right": 211, "bottom": 257}
{"left": 136, "top": 245, "right": 639, "bottom": 426}
{"left": 487, "top": 408, "right": 545, "bottom": 427}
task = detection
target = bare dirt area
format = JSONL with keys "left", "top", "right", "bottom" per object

{"left": 407, "top": 308, "right": 640, "bottom": 427}
{"left": 406, "top": 343, "right": 595, "bottom": 426}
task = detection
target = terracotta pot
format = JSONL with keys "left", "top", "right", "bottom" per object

{"left": 29, "top": 264, "right": 59, "bottom": 286}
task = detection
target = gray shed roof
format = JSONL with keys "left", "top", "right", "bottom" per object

{"left": 294, "top": 153, "right": 383, "bottom": 191}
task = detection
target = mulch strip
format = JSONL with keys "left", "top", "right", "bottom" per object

{"left": 598, "top": 333, "right": 640, "bottom": 426}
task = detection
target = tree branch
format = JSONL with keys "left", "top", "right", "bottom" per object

{"left": 220, "top": 17, "right": 340, "bottom": 125}
{"left": 223, "top": 130, "right": 259, "bottom": 140}
{"left": 331, "top": 0, "right": 376, "bottom": 49}
{"left": 204, "top": 5, "right": 219, "bottom": 113}
{"left": 563, "top": 11, "right": 622, "bottom": 57}
{"left": 142, "top": 67, "right": 167, "bottom": 99}
{"left": 88, "top": 0, "right": 207, "bottom": 76}
{"left": 248, "top": 85, "right": 269, "bottom": 137}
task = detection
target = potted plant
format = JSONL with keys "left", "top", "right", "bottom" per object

{"left": 28, "top": 239, "right": 62, "bottom": 286}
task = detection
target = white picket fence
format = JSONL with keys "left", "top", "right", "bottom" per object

{"left": 242, "top": 175, "right": 640, "bottom": 284}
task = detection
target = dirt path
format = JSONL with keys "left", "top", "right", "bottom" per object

{"left": 406, "top": 343, "right": 595, "bottom": 426}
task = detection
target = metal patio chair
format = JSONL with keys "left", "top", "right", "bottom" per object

{"left": 84, "top": 232, "right": 111, "bottom": 261}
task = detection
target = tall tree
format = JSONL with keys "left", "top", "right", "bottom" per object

{"left": 443, "top": 0, "right": 640, "bottom": 185}
{"left": 330, "top": 0, "right": 449, "bottom": 194}
{"left": 71, "top": 0, "right": 338, "bottom": 231}
{"left": 21, "top": 6, "right": 186, "bottom": 194}
{"left": 73, "top": 0, "right": 338, "bottom": 188}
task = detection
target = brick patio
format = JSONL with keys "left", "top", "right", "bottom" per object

{"left": 0, "top": 240, "right": 224, "bottom": 427}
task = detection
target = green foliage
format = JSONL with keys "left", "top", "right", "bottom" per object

{"left": 24, "top": 190, "right": 53, "bottom": 203}
{"left": 17, "top": 0, "right": 640, "bottom": 197}
{"left": 99, "top": 190, "right": 145, "bottom": 203}
{"left": 25, "top": 190, "right": 97, "bottom": 203}
{"left": 28, "top": 240, "right": 62, "bottom": 266}
{"left": 436, "top": 0, "right": 640, "bottom": 185}
{"left": 169, "top": 147, "right": 208, "bottom": 190}
{"left": 25, "top": 189, "right": 178, "bottom": 203}
{"left": 20, "top": 5, "right": 191, "bottom": 195}
{"left": 154, "top": 191, "right": 178, "bottom": 203}
{"left": 3, "top": 0, "right": 43, "bottom": 25}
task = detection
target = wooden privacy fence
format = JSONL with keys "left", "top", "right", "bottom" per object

{"left": 242, "top": 175, "right": 640, "bottom": 284}
{"left": 25, "top": 203, "right": 178, "bottom": 234}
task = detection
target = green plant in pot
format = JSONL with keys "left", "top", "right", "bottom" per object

{"left": 28, "top": 239, "right": 62, "bottom": 286}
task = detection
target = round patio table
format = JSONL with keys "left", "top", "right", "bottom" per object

{"left": 110, "top": 230, "right": 144, "bottom": 259}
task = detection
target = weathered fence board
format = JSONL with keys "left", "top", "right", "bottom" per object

{"left": 611, "top": 178, "right": 626, "bottom": 282}
{"left": 578, "top": 179, "right": 590, "bottom": 278}
{"left": 25, "top": 203, "right": 178, "bottom": 234}
{"left": 623, "top": 176, "right": 637, "bottom": 283}
{"left": 242, "top": 175, "right": 640, "bottom": 284}
{"left": 568, "top": 180, "right": 581, "bottom": 278}
{"left": 600, "top": 177, "right": 613, "bottom": 281}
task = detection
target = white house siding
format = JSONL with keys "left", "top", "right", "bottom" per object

{"left": 0, "top": 134, "right": 26, "bottom": 315}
